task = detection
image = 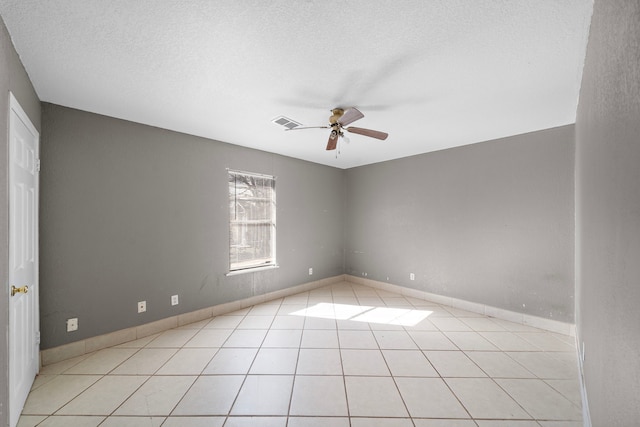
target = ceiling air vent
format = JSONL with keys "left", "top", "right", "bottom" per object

{"left": 272, "top": 116, "right": 302, "bottom": 130}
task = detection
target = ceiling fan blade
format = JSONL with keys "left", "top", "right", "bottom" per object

{"left": 338, "top": 107, "right": 364, "bottom": 126}
{"left": 284, "top": 126, "right": 329, "bottom": 131}
{"left": 346, "top": 126, "right": 389, "bottom": 140}
{"left": 326, "top": 131, "right": 339, "bottom": 150}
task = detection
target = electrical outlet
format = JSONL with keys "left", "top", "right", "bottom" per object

{"left": 410, "top": 273, "right": 415, "bottom": 281}
{"left": 308, "top": 267, "right": 313, "bottom": 275}
{"left": 67, "top": 318, "right": 78, "bottom": 332}
{"left": 171, "top": 295, "right": 179, "bottom": 306}
{"left": 138, "top": 301, "right": 146, "bottom": 313}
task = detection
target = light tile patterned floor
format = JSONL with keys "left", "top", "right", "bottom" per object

{"left": 18, "top": 281, "right": 583, "bottom": 427}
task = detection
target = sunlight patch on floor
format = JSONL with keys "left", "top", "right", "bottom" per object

{"left": 289, "top": 303, "right": 432, "bottom": 327}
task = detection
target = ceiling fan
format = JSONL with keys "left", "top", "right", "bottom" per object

{"left": 286, "top": 107, "right": 388, "bottom": 151}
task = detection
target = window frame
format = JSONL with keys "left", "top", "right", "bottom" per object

{"left": 226, "top": 169, "right": 277, "bottom": 275}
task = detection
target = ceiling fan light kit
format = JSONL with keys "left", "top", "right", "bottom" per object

{"left": 286, "top": 107, "right": 388, "bottom": 151}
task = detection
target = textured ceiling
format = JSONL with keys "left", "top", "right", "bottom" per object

{"left": 0, "top": 1, "right": 593, "bottom": 168}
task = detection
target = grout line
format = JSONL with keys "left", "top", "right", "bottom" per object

{"left": 23, "top": 281, "right": 584, "bottom": 425}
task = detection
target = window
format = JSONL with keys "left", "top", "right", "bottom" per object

{"left": 228, "top": 170, "right": 276, "bottom": 272}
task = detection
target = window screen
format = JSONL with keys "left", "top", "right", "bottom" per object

{"left": 228, "top": 170, "right": 276, "bottom": 272}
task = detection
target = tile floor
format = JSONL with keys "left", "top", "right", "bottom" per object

{"left": 18, "top": 281, "right": 583, "bottom": 427}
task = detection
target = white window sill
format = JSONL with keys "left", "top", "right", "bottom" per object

{"left": 226, "top": 264, "right": 279, "bottom": 276}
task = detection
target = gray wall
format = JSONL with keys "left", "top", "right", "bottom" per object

{"left": 0, "top": 15, "right": 41, "bottom": 427}
{"left": 40, "top": 103, "right": 345, "bottom": 349}
{"left": 575, "top": 0, "right": 640, "bottom": 424}
{"left": 19, "top": 5, "right": 640, "bottom": 424}
{"left": 345, "top": 126, "right": 575, "bottom": 322}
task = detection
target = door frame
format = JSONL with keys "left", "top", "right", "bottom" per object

{"left": 8, "top": 92, "right": 40, "bottom": 427}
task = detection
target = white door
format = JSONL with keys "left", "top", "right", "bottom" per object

{"left": 8, "top": 92, "right": 40, "bottom": 427}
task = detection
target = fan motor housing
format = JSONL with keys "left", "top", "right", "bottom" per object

{"left": 329, "top": 108, "right": 344, "bottom": 124}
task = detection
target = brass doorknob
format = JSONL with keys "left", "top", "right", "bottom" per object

{"left": 10, "top": 285, "right": 28, "bottom": 296}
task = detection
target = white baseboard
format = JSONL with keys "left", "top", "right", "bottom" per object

{"left": 40, "top": 274, "right": 346, "bottom": 366}
{"left": 345, "top": 275, "right": 576, "bottom": 336}
{"left": 576, "top": 335, "right": 592, "bottom": 426}
{"left": 42, "top": 273, "right": 578, "bottom": 367}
